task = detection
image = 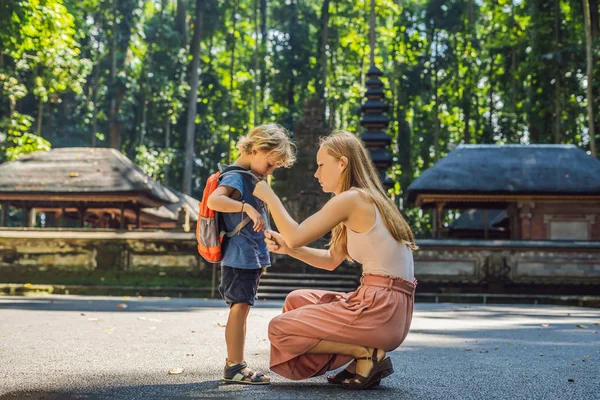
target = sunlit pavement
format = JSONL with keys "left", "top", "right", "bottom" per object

{"left": 0, "top": 295, "right": 598, "bottom": 399}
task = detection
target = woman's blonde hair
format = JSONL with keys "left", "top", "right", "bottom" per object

{"left": 236, "top": 123, "right": 296, "bottom": 167}
{"left": 320, "top": 130, "right": 418, "bottom": 259}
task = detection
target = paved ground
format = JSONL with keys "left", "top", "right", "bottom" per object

{"left": 0, "top": 295, "right": 599, "bottom": 400}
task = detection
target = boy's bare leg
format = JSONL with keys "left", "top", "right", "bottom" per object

{"left": 225, "top": 302, "right": 270, "bottom": 382}
{"left": 225, "top": 302, "right": 251, "bottom": 364}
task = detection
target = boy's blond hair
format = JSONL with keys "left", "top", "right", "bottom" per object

{"left": 236, "top": 123, "right": 296, "bottom": 167}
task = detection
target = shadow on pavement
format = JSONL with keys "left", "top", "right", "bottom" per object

{"left": 0, "top": 296, "right": 284, "bottom": 313}
{"left": 0, "top": 378, "right": 411, "bottom": 400}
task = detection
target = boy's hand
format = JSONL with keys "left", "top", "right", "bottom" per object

{"left": 264, "top": 230, "right": 290, "bottom": 255}
{"left": 253, "top": 181, "right": 274, "bottom": 202}
{"left": 244, "top": 204, "right": 266, "bottom": 232}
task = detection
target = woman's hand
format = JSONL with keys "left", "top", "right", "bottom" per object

{"left": 244, "top": 204, "right": 266, "bottom": 232}
{"left": 264, "top": 229, "right": 290, "bottom": 255}
{"left": 253, "top": 180, "right": 275, "bottom": 203}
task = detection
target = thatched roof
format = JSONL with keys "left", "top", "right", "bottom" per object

{"left": 407, "top": 145, "right": 600, "bottom": 205}
{"left": 0, "top": 148, "right": 178, "bottom": 207}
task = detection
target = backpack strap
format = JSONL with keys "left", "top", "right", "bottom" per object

{"left": 216, "top": 164, "right": 270, "bottom": 235}
{"left": 221, "top": 216, "right": 252, "bottom": 238}
{"left": 218, "top": 169, "right": 261, "bottom": 184}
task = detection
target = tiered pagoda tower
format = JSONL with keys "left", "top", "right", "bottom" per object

{"left": 360, "top": 66, "right": 393, "bottom": 188}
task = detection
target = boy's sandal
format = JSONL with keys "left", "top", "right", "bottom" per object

{"left": 223, "top": 361, "right": 270, "bottom": 385}
{"left": 341, "top": 349, "right": 393, "bottom": 390}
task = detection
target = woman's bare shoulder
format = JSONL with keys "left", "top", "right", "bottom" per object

{"left": 339, "top": 188, "right": 374, "bottom": 210}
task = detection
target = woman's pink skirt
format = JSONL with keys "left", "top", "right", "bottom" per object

{"left": 268, "top": 273, "right": 416, "bottom": 380}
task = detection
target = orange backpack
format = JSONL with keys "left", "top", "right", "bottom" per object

{"left": 196, "top": 166, "right": 261, "bottom": 263}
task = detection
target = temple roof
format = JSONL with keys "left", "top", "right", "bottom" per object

{"left": 407, "top": 145, "right": 600, "bottom": 205}
{"left": 0, "top": 148, "right": 178, "bottom": 207}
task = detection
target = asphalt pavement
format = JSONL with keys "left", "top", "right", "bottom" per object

{"left": 0, "top": 295, "right": 598, "bottom": 400}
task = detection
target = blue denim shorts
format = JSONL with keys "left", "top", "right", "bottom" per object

{"left": 219, "top": 266, "right": 263, "bottom": 307}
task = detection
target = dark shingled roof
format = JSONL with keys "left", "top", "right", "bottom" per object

{"left": 407, "top": 144, "right": 600, "bottom": 204}
{"left": 0, "top": 148, "right": 178, "bottom": 206}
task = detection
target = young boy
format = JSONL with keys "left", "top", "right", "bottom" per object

{"left": 207, "top": 123, "right": 295, "bottom": 385}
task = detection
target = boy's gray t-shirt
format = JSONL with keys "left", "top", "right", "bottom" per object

{"left": 218, "top": 166, "right": 270, "bottom": 269}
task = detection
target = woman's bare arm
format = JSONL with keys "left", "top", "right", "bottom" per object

{"left": 255, "top": 181, "right": 360, "bottom": 248}
{"left": 265, "top": 230, "right": 345, "bottom": 270}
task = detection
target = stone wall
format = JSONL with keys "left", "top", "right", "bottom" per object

{"left": 2, "top": 230, "right": 599, "bottom": 297}
{"left": 415, "top": 239, "right": 600, "bottom": 293}
{"left": 0, "top": 229, "right": 213, "bottom": 294}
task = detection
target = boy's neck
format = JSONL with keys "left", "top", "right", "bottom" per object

{"left": 233, "top": 156, "right": 251, "bottom": 171}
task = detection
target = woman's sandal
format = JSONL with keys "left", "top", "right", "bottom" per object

{"left": 327, "top": 368, "right": 355, "bottom": 385}
{"left": 327, "top": 363, "right": 381, "bottom": 387}
{"left": 341, "top": 349, "right": 393, "bottom": 390}
{"left": 223, "top": 361, "right": 270, "bottom": 385}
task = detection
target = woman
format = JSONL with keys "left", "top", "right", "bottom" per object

{"left": 252, "top": 130, "right": 418, "bottom": 390}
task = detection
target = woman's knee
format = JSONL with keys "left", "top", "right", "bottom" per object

{"left": 283, "top": 289, "right": 313, "bottom": 312}
{"left": 268, "top": 315, "right": 285, "bottom": 340}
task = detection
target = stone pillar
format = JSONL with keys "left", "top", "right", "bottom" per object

{"left": 0, "top": 202, "right": 7, "bottom": 227}
{"left": 177, "top": 206, "right": 190, "bottom": 232}
{"left": 59, "top": 206, "right": 66, "bottom": 228}
{"left": 518, "top": 202, "right": 534, "bottom": 240}
{"left": 432, "top": 202, "right": 445, "bottom": 239}
{"left": 135, "top": 206, "right": 141, "bottom": 229}
{"left": 120, "top": 204, "right": 125, "bottom": 230}
{"left": 78, "top": 206, "right": 86, "bottom": 228}
{"left": 28, "top": 208, "right": 36, "bottom": 228}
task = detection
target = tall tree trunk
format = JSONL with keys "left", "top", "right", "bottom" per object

{"left": 253, "top": 0, "right": 259, "bottom": 125}
{"left": 329, "top": 0, "right": 338, "bottom": 128}
{"left": 488, "top": 51, "right": 494, "bottom": 143}
{"left": 590, "top": 0, "right": 599, "bottom": 40}
{"left": 36, "top": 98, "right": 43, "bottom": 137}
{"left": 226, "top": 0, "right": 239, "bottom": 164}
{"left": 553, "top": 0, "right": 561, "bottom": 143}
{"left": 511, "top": 49, "right": 516, "bottom": 109}
{"left": 286, "top": 0, "right": 296, "bottom": 126}
{"left": 140, "top": 97, "right": 147, "bottom": 146}
{"left": 369, "top": 0, "right": 375, "bottom": 67}
{"left": 433, "top": 30, "right": 440, "bottom": 161}
{"left": 108, "top": 0, "right": 135, "bottom": 150}
{"left": 317, "top": 0, "right": 330, "bottom": 99}
{"left": 463, "top": 0, "right": 474, "bottom": 144}
{"left": 583, "top": 0, "right": 597, "bottom": 156}
{"left": 392, "top": 8, "right": 412, "bottom": 192}
{"left": 164, "top": 118, "right": 170, "bottom": 186}
{"left": 397, "top": 76, "right": 412, "bottom": 194}
{"left": 89, "top": 10, "right": 104, "bottom": 147}
{"left": 182, "top": 0, "right": 204, "bottom": 195}
{"left": 108, "top": 0, "right": 119, "bottom": 149}
{"left": 591, "top": 0, "right": 600, "bottom": 152}
{"left": 259, "top": 0, "right": 267, "bottom": 119}
{"left": 463, "top": 90, "right": 471, "bottom": 144}
{"left": 161, "top": 0, "right": 168, "bottom": 18}
{"left": 176, "top": 0, "right": 187, "bottom": 44}
{"left": 90, "top": 62, "right": 101, "bottom": 147}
